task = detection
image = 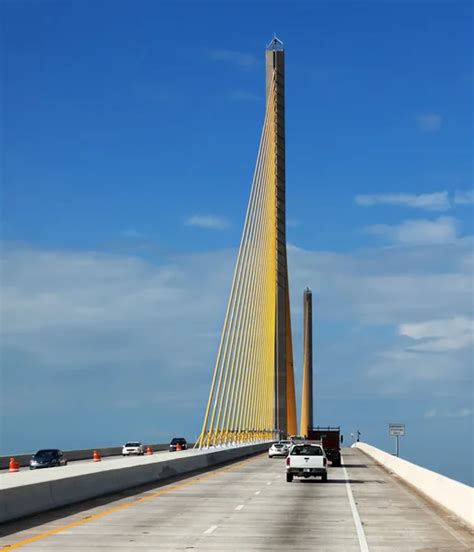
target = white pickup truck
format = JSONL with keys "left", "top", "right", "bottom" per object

{"left": 285, "top": 443, "right": 328, "bottom": 482}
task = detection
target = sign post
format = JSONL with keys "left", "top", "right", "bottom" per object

{"left": 389, "top": 423, "right": 405, "bottom": 457}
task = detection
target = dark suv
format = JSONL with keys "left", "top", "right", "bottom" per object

{"left": 29, "top": 449, "right": 68, "bottom": 469}
{"left": 169, "top": 438, "right": 187, "bottom": 452}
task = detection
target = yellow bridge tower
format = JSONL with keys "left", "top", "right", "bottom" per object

{"left": 197, "top": 37, "right": 297, "bottom": 447}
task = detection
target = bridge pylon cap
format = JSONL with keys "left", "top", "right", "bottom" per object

{"left": 266, "top": 35, "right": 284, "bottom": 51}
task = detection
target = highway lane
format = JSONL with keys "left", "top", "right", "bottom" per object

{"left": 0, "top": 448, "right": 472, "bottom": 551}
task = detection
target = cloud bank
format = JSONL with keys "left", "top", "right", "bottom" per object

{"left": 186, "top": 214, "right": 229, "bottom": 230}
{"left": 1, "top": 236, "right": 472, "bottom": 454}
{"left": 365, "top": 216, "right": 458, "bottom": 245}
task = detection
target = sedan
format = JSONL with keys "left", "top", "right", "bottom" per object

{"left": 122, "top": 442, "right": 145, "bottom": 456}
{"left": 268, "top": 442, "right": 289, "bottom": 458}
{"left": 30, "top": 449, "right": 68, "bottom": 470}
{"left": 169, "top": 438, "right": 187, "bottom": 452}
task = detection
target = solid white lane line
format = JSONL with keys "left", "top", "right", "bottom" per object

{"left": 254, "top": 490, "right": 261, "bottom": 495}
{"left": 342, "top": 458, "right": 370, "bottom": 552}
{"left": 266, "top": 481, "right": 272, "bottom": 485}
{"left": 204, "top": 525, "right": 218, "bottom": 535}
{"left": 235, "top": 504, "right": 244, "bottom": 511}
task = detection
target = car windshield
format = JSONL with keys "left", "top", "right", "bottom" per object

{"left": 274, "top": 444, "right": 283, "bottom": 448}
{"left": 290, "top": 445, "right": 323, "bottom": 456}
{"left": 171, "top": 438, "right": 186, "bottom": 444}
{"left": 280, "top": 441, "right": 291, "bottom": 445}
{"left": 35, "top": 450, "right": 57, "bottom": 458}
{"left": 125, "top": 442, "right": 141, "bottom": 447}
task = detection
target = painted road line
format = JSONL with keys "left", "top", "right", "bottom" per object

{"left": 0, "top": 454, "right": 265, "bottom": 551}
{"left": 341, "top": 458, "right": 370, "bottom": 552}
{"left": 235, "top": 504, "right": 244, "bottom": 511}
{"left": 254, "top": 491, "right": 261, "bottom": 495}
{"left": 266, "top": 481, "right": 272, "bottom": 485}
{"left": 204, "top": 525, "right": 218, "bottom": 535}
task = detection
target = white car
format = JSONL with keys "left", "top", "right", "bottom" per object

{"left": 122, "top": 441, "right": 145, "bottom": 456}
{"left": 286, "top": 442, "right": 328, "bottom": 482}
{"left": 268, "top": 442, "right": 289, "bottom": 458}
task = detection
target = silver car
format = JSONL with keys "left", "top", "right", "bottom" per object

{"left": 268, "top": 442, "right": 289, "bottom": 458}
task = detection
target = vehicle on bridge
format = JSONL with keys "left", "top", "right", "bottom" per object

{"left": 169, "top": 437, "right": 187, "bottom": 452}
{"left": 306, "top": 426, "right": 342, "bottom": 467}
{"left": 289, "top": 435, "right": 305, "bottom": 444}
{"left": 29, "top": 449, "right": 67, "bottom": 470}
{"left": 122, "top": 442, "right": 145, "bottom": 456}
{"left": 286, "top": 443, "right": 328, "bottom": 482}
{"left": 268, "top": 441, "right": 290, "bottom": 458}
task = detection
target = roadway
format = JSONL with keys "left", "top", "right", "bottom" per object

{"left": 0, "top": 448, "right": 472, "bottom": 551}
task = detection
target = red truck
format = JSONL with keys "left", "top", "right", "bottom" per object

{"left": 306, "top": 426, "right": 342, "bottom": 467}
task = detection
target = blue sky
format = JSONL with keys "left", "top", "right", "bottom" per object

{"left": 2, "top": 2, "right": 473, "bottom": 485}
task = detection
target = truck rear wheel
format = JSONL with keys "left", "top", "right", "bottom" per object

{"left": 286, "top": 474, "right": 293, "bottom": 483}
{"left": 322, "top": 473, "right": 328, "bottom": 482}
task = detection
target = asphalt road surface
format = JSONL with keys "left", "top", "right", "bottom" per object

{"left": 0, "top": 448, "right": 472, "bottom": 551}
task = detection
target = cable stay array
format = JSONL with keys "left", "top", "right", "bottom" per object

{"left": 197, "top": 79, "right": 280, "bottom": 447}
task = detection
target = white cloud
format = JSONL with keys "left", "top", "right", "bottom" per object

{"left": 399, "top": 317, "right": 474, "bottom": 352}
{"left": 416, "top": 112, "right": 443, "bottom": 131}
{"left": 186, "top": 214, "right": 229, "bottom": 230}
{"left": 2, "top": 234, "right": 473, "bottom": 449}
{"left": 366, "top": 216, "right": 458, "bottom": 245}
{"left": 121, "top": 228, "right": 144, "bottom": 238}
{"left": 366, "top": 348, "right": 463, "bottom": 384}
{"left": 209, "top": 49, "right": 258, "bottom": 68}
{"left": 454, "top": 190, "right": 474, "bottom": 205}
{"left": 424, "top": 408, "right": 472, "bottom": 419}
{"left": 355, "top": 192, "right": 450, "bottom": 211}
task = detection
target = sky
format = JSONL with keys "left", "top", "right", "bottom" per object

{"left": 1, "top": 1, "right": 473, "bottom": 485}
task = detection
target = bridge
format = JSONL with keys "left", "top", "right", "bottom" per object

{"left": 1, "top": 38, "right": 473, "bottom": 550}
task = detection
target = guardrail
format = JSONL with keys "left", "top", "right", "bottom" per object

{"left": 0, "top": 442, "right": 270, "bottom": 523}
{"left": 353, "top": 442, "right": 474, "bottom": 529}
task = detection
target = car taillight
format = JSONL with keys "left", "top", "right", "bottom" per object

{"left": 323, "top": 457, "right": 327, "bottom": 466}
{"left": 286, "top": 457, "right": 290, "bottom": 466}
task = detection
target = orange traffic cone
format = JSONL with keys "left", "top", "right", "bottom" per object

{"left": 93, "top": 450, "right": 101, "bottom": 462}
{"left": 146, "top": 446, "right": 153, "bottom": 455}
{"left": 176, "top": 443, "right": 182, "bottom": 451}
{"left": 9, "top": 457, "right": 20, "bottom": 472}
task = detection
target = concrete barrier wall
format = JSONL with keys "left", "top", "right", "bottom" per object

{"left": 353, "top": 442, "right": 474, "bottom": 528}
{"left": 0, "top": 442, "right": 269, "bottom": 523}
{"left": 0, "top": 443, "right": 186, "bottom": 470}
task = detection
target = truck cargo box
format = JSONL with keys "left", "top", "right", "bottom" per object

{"left": 307, "top": 426, "right": 342, "bottom": 466}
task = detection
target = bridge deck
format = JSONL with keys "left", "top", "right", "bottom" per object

{"left": 0, "top": 448, "right": 472, "bottom": 551}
